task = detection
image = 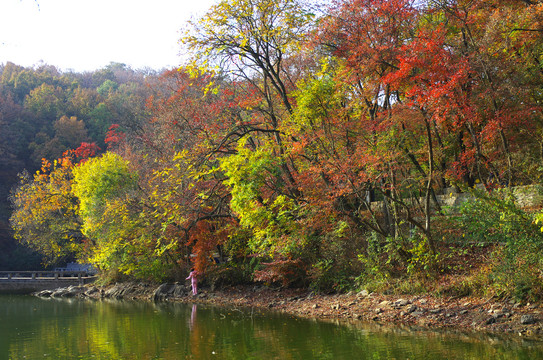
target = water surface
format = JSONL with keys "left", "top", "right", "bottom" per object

{"left": 0, "top": 295, "right": 541, "bottom": 359}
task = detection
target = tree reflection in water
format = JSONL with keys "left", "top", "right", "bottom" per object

{"left": 0, "top": 295, "right": 541, "bottom": 359}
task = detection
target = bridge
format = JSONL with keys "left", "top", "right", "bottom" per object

{"left": 0, "top": 271, "right": 96, "bottom": 294}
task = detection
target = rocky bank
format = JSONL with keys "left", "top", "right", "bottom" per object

{"left": 34, "top": 282, "right": 543, "bottom": 339}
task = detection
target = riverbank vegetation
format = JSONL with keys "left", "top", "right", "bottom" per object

{"left": 6, "top": 0, "right": 543, "bottom": 301}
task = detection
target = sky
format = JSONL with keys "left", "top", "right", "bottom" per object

{"left": 0, "top": 0, "right": 216, "bottom": 72}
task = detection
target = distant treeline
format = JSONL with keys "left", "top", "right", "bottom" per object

{"left": 0, "top": 61, "right": 159, "bottom": 269}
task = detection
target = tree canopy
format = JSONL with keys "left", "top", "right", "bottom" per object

{"left": 7, "top": 0, "right": 543, "bottom": 298}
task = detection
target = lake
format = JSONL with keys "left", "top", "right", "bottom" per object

{"left": 0, "top": 295, "right": 542, "bottom": 359}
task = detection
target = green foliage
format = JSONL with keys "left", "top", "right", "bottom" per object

{"left": 308, "top": 221, "right": 364, "bottom": 293}
{"left": 356, "top": 232, "right": 394, "bottom": 285}
{"left": 24, "top": 83, "right": 66, "bottom": 121}
{"left": 97, "top": 79, "right": 118, "bottom": 96}
{"left": 404, "top": 233, "right": 439, "bottom": 275}
{"left": 290, "top": 64, "right": 346, "bottom": 133}
{"left": 205, "top": 262, "right": 255, "bottom": 287}
{"left": 220, "top": 138, "right": 301, "bottom": 256}
{"left": 309, "top": 258, "right": 353, "bottom": 294}
{"left": 455, "top": 190, "right": 536, "bottom": 246}
{"left": 72, "top": 152, "right": 137, "bottom": 229}
{"left": 455, "top": 189, "right": 543, "bottom": 300}
{"left": 72, "top": 153, "right": 144, "bottom": 275}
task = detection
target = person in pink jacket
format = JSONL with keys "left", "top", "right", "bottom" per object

{"left": 186, "top": 268, "right": 198, "bottom": 295}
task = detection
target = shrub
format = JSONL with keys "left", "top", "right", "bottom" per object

{"left": 204, "top": 262, "right": 255, "bottom": 287}
{"left": 454, "top": 188, "right": 543, "bottom": 300}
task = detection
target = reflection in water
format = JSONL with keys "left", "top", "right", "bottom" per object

{"left": 0, "top": 295, "right": 542, "bottom": 359}
{"left": 190, "top": 304, "right": 197, "bottom": 330}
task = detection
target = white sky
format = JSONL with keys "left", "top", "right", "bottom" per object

{"left": 0, "top": 0, "right": 215, "bottom": 72}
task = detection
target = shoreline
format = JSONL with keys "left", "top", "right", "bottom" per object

{"left": 33, "top": 282, "right": 543, "bottom": 339}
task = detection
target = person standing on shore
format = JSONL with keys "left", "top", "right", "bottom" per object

{"left": 186, "top": 268, "right": 198, "bottom": 295}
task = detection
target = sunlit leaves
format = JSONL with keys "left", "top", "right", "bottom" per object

{"left": 220, "top": 137, "right": 300, "bottom": 255}
{"left": 9, "top": 154, "right": 82, "bottom": 266}
{"left": 72, "top": 152, "right": 138, "bottom": 239}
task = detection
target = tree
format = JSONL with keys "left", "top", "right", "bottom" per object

{"left": 312, "top": 0, "right": 444, "bottom": 248}
{"left": 9, "top": 154, "right": 83, "bottom": 266}
{"left": 29, "top": 116, "right": 90, "bottom": 165}
{"left": 182, "top": 0, "right": 315, "bottom": 266}
{"left": 71, "top": 152, "right": 141, "bottom": 275}
{"left": 140, "top": 69, "right": 238, "bottom": 273}
{"left": 24, "top": 83, "right": 66, "bottom": 125}
{"left": 183, "top": 0, "right": 313, "bottom": 115}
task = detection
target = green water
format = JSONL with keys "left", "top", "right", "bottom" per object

{"left": 0, "top": 296, "right": 542, "bottom": 359}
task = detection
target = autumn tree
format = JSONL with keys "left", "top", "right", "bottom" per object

{"left": 71, "top": 152, "right": 145, "bottom": 276}
{"left": 182, "top": 0, "right": 317, "bottom": 274}
{"left": 138, "top": 69, "right": 239, "bottom": 273}
{"left": 9, "top": 154, "right": 83, "bottom": 266}
{"left": 183, "top": 0, "right": 313, "bottom": 114}
{"left": 311, "top": 0, "right": 446, "bottom": 250}
{"left": 29, "top": 115, "right": 90, "bottom": 164}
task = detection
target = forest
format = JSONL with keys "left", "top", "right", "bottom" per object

{"left": 4, "top": 0, "right": 543, "bottom": 300}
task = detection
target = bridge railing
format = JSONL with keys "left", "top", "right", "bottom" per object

{"left": 0, "top": 271, "right": 93, "bottom": 280}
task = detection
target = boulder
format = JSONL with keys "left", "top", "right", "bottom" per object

{"left": 152, "top": 283, "right": 187, "bottom": 301}
{"left": 51, "top": 285, "right": 86, "bottom": 298}
{"left": 34, "top": 290, "right": 53, "bottom": 297}
{"left": 520, "top": 314, "right": 537, "bottom": 325}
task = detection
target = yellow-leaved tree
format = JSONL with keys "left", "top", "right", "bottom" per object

{"left": 10, "top": 154, "right": 83, "bottom": 266}
{"left": 71, "top": 152, "right": 164, "bottom": 279}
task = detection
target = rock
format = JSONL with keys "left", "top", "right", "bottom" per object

{"left": 85, "top": 287, "right": 99, "bottom": 296}
{"left": 520, "top": 314, "right": 537, "bottom": 325}
{"left": 406, "top": 305, "right": 417, "bottom": 314}
{"left": 378, "top": 300, "right": 391, "bottom": 307}
{"left": 50, "top": 285, "right": 86, "bottom": 298}
{"left": 171, "top": 284, "right": 187, "bottom": 298}
{"left": 152, "top": 284, "right": 171, "bottom": 301}
{"left": 152, "top": 283, "right": 187, "bottom": 301}
{"left": 104, "top": 283, "right": 137, "bottom": 299}
{"left": 485, "top": 317, "right": 497, "bottom": 325}
{"left": 358, "top": 290, "right": 369, "bottom": 297}
{"left": 34, "top": 290, "right": 53, "bottom": 297}
{"left": 492, "top": 311, "right": 505, "bottom": 319}
{"left": 394, "top": 298, "right": 410, "bottom": 307}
